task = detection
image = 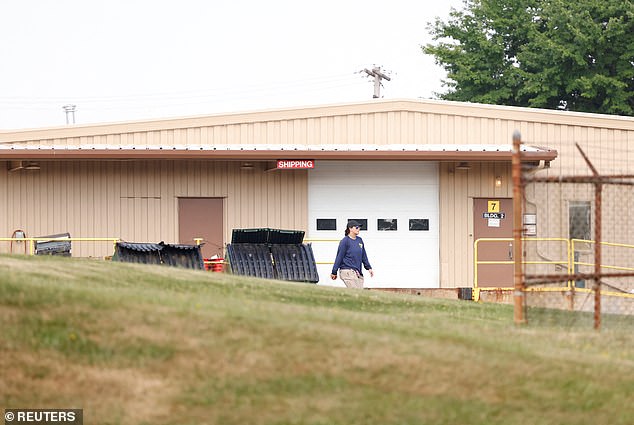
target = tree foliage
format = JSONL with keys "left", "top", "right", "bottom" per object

{"left": 423, "top": 0, "right": 634, "bottom": 115}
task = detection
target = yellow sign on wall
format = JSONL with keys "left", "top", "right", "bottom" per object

{"left": 487, "top": 200, "right": 500, "bottom": 213}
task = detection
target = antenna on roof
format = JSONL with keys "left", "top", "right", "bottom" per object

{"left": 62, "top": 104, "right": 76, "bottom": 125}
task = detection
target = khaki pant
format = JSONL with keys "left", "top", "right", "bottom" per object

{"left": 339, "top": 269, "right": 364, "bottom": 289}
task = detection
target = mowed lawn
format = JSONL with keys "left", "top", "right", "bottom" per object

{"left": 1, "top": 254, "right": 633, "bottom": 425}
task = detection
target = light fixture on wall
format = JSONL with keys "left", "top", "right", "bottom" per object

{"left": 7, "top": 160, "right": 40, "bottom": 172}
{"left": 240, "top": 162, "right": 255, "bottom": 170}
{"left": 23, "top": 161, "right": 41, "bottom": 170}
{"left": 495, "top": 176, "right": 503, "bottom": 187}
{"left": 455, "top": 161, "right": 471, "bottom": 171}
{"left": 8, "top": 161, "right": 23, "bottom": 172}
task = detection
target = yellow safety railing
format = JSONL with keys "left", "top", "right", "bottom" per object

{"left": 0, "top": 237, "right": 120, "bottom": 257}
{"left": 474, "top": 237, "right": 634, "bottom": 301}
{"left": 473, "top": 237, "right": 571, "bottom": 301}
{"left": 571, "top": 239, "right": 634, "bottom": 299}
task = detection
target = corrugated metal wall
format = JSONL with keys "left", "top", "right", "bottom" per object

{"left": 5, "top": 113, "right": 571, "bottom": 148}
{"left": 6, "top": 100, "right": 631, "bottom": 151}
{"left": 435, "top": 120, "right": 634, "bottom": 287}
{"left": 0, "top": 160, "right": 307, "bottom": 257}
{"left": 439, "top": 162, "right": 513, "bottom": 287}
{"left": 2, "top": 100, "right": 634, "bottom": 287}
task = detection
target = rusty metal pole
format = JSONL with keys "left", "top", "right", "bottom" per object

{"left": 575, "top": 143, "right": 602, "bottom": 331}
{"left": 512, "top": 130, "right": 525, "bottom": 324}
{"left": 594, "top": 183, "right": 602, "bottom": 330}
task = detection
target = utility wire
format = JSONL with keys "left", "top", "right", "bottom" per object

{"left": 0, "top": 73, "right": 363, "bottom": 105}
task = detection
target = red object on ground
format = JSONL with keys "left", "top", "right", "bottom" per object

{"left": 204, "top": 258, "right": 224, "bottom": 272}
{"left": 211, "top": 258, "right": 224, "bottom": 272}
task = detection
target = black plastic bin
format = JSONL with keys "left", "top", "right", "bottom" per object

{"left": 226, "top": 243, "right": 275, "bottom": 279}
{"left": 35, "top": 233, "right": 72, "bottom": 256}
{"left": 114, "top": 242, "right": 162, "bottom": 265}
{"left": 271, "top": 244, "right": 319, "bottom": 283}
{"left": 160, "top": 243, "right": 205, "bottom": 270}
{"left": 231, "top": 228, "right": 304, "bottom": 245}
{"left": 230, "top": 228, "right": 270, "bottom": 244}
{"left": 267, "top": 228, "right": 305, "bottom": 245}
{"left": 227, "top": 228, "right": 318, "bottom": 283}
{"left": 113, "top": 241, "right": 204, "bottom": 270}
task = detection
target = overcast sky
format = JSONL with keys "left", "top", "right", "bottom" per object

{"left": 0, "top": 0, "right": 463, "bottom": 130}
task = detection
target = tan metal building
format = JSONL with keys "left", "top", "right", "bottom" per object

{"left": 1, "top": 98, "right": 633, "bottom": 288}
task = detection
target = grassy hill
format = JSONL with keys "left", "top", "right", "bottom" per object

{"left": 1, "top": 254, "right": 633, "bottom": 425}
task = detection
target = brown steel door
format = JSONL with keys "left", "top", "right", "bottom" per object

{"left": 178, "top": 198, "right": 224, "bottom": 259}
{"left": 474, "top": 198, "right": 514, "bottom": 287}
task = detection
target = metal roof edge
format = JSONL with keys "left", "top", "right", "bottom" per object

{"left": 1, "top": 98, "right": 632, "bottom": 143}
{"left": 0, "top": 146, "right": 558, "bottom": 162}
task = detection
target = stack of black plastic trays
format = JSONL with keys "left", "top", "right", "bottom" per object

{"left": 226, "top": 228, "right": 319, "bottom": 283}
{"left": 159, "top": 243, "right": 205, "bottom": 270}
{"left": 270, "top": 244, "right": 319, "bottom": 283}
{"left": 114, "top": 242, "right": 163, "bottom": 265}
{"left": 226, "top": 243, "right": 275, "bottom": 279}
{"left": 113, "top": 242, "right": 204, "bottom": 270}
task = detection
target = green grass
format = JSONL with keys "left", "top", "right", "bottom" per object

{"left": 1, "top": 254, "right": 633, "bottom": 425}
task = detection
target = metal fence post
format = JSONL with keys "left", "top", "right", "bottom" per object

{"left": 512, "top": 130, "right": 525, "bottom": 324}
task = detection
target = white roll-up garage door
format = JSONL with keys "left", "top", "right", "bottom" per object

{"left": 308, "top": 161, "right": 439, "bottom": 288}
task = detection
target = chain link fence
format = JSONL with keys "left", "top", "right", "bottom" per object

{"left": 520, "top": 141, "right": 634, "bottom": 331}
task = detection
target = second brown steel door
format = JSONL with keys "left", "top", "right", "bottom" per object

{"left": 473, "top": 198, "right": 514, "bottom": 288}
{"left": 178, "top": 198, "right": 224, "bottom": 259}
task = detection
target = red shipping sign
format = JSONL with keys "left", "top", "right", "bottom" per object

{"left": 276, "top": 160, "right": 315, "bottom": 169}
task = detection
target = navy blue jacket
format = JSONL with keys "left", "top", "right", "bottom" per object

{"left": 331, "top": 236, "right": 372, "bottom": 276}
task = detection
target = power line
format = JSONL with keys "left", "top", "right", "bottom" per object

{"left": 0, "top": 74, "right": 370, "bottom": 126}
{"left": 0, "top": 73, "right": 364, "bottom": 105}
